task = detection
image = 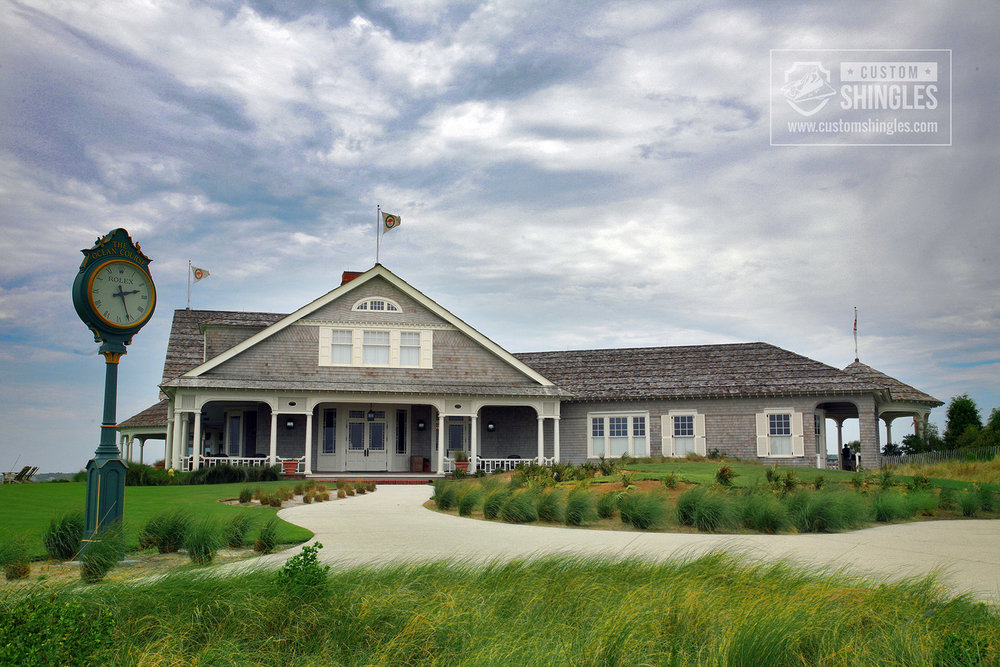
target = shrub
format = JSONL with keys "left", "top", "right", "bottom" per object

{"left": 268, "top": 495, "right": 284, "bottom": 508}
{"left": 188, "top": 462, "right": 249, "bottom": 485}
{"left": 254, "top": 518, "right": 279, "bottom": 553}
{"left": 565, "top": 487, "right": 598, "bottom": 526}
{"left": 80, "top": 524, "right": 125, "bottom": 583}
{"left": 139, "top": 509, "right": 192, "bottom": 553}
{"left": 185, "top": 519, "right": 222, "bottom": 565}
{"left": 458, "top": 486, "right": 483, "bottom": 517}
{"left": 224, "top": 513, "right": 253, "bottom": 549}
{"left": 535, "top": 490, "right": 565, "bottom": 523}
{"left": 715, "top": 464, "right": 737, "bottom": 487}
{"left": 596, "top": 491, "right": 621, "bottom": 519}
{"left": 320, "top": 491, "right": 330, "bottom": 501}
{"left": 765, "top": 465, "right": 781, "bottom": 486}
{"left": 871, "top": 491, "right": 911, "bottom": 522}
{"left": 337, "top": 489, "right": 347, "bottom": 499}
{"left": 302, "top": 493, "right": 314, "bottom": 504}
{"left": 43, "top": 510, "right": 84, "bottom": 561}
{"left": 907, "top": 473, "right": 932, "bottom": 491}
{"left": 877, "top": 469, "right": 895, "bottom": 490}
{"left": 276, "top": 542, "right": 330, "bottom": 592}
{"left": 618, "top": 491, "right": 667, "bottom": 530}
{"left": 938, "top": 487, "right": 957, "bottom": 510}
{"left": 482, "top": 488, "right": 511, "bottom": 519}
{"left": 238, "top": 487, "right": 254, "bottom": 504}
{"left": 662, "top": 472, "right": 679, "bottom": 490}
{"left": 974, "top": 484, "right": 995, "bottom": 512}
{"left": 0, "top": 537, "right": 31, "bottom": 580}
{"left": 293, "top": 482, "right": 306, "bottom": 495}
{"left": 779, "top": 471, "right": 800, "bottom": 495}
{"left": 0, "top": 593, "right": 115, "bottom": 665}
{"left": 813, "top": 475, "right": 826, "bottom": 491}
{"left": 125, "top": 462, "right": 173, "bottom": 486}
{"left": 740, "top": 493, "right": 790, "bottom": 533}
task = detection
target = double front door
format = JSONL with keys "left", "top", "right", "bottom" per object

{"left": 346, "top": 409, "right": 388, "bottom": 471}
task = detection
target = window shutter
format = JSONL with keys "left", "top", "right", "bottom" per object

{"left": 792, "top": 411, "right": 805, "bottom": 456}
{"left": 694, "top": 413, "right": 707, "bottom": 456}
{"left": 756, "top": 413, "right": 769, "bottom": 457}
{"left": 389, "top": 330, "right": 401, "bottom": 367}
{"left": 318, "top": 328, "right": 332, "bottom": 366}
{"left": 420, "top": 330, "right": 433, "bottom": 368}
{"left": 351, "top": 329, "right": 363, "bottom": 365}
{"left": 660, "top": 415, "right": 674, "bottom": 457}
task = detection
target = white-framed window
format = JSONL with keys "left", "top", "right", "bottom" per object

{"left": 352, "top": 297, "right": 401, "bottom": 312}
{"left": 331, "top": 329, "right": 353, "bottom": 364}
{"left": 363, "top": 330, "right": 390, "bottom": 365}
{"left": 662, "top": 411, "right": 706, "bottom": 457}
{"left": 588, "top": 412, "right": 648, "bottom": 458}
{"left": 322, "top": 409, "right": 336, "bottom": 455}
{"left": 756, "top": 410, "right": 804, "bottom": 458}
{"left": 318, "top": 327, "right": 433, "bottom": 368}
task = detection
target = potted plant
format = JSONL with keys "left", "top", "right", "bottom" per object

{"left": 282, "top": 459, "right": 299, "bottom": 475}
{"left": 453, "top": 450, "right": 470, "bottom": 472}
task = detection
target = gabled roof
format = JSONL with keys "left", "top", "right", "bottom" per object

{"left": 117, "top": 398, "right": 169, "bottom": 429}
{"left": 173, "top": 264, "right": 555, "bottom": 388}
{"left": 515, "top": 342, "right": 879, "bottom": 400}
{"left": 842, "top": 360, "right": 943, "bottom": 405}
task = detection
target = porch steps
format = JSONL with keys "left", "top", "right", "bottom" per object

{"left": 299, "top": 474, "right": 439, "bottom": 485}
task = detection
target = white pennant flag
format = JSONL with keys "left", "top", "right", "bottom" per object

{"left": 381, "top": 211, "right": 401, "bottom": 232}
{"left": 191, "top": 266, "right": 210, "bottom": 282}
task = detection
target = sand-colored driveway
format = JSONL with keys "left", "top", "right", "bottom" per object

{"left": 259, "top": 485, "right": 1000, "bottom": 602}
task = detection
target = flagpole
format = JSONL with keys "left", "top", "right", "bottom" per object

{"left": 376, "top": 204, "right": 381, "bottom": 265}
{"left": 187, "top": 260, "right": 192, "bottom": 310}
{"left": 853, "top": 306, "right": 859, "bottom": 362}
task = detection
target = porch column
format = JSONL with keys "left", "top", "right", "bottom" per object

{"left": 304, "top": 412, "right": 313, "bottom": 475}
{"left": 171, "top": 410, "right": 183, "bottom": 471}
{"left": 138, "top": 437, "right": 146, "bottom": 465}
{"left": 269, "top": 412, "right": 278, "bottom": 465}
{"left": 835, "top": 418, "right": 845, "bottom": 469}
{"left": 537, "top": 416, "right": 544, "bottom": 463}
{"left": 436, "top": 412, "right": 446, "bottom": 475}
{"left": 883, "top": 416, "right": 894, "bottom": 453}
{"left": 192, "top": 412, "right": 203, "bottom": 470}
{"left": 470, "top": 414, "right": 478, "bottom": 473}
{"left": 553, "top": 418, "right": 560, "bottom": 463}
{"left": 180, "top": 414, "right": 190, "bottom": 466}
{"left": 164, "top": 402, "right": 174, "bottom": 470}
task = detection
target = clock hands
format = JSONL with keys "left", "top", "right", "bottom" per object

{"left": 113, "top": 285, "right": 141, "bottom": 321}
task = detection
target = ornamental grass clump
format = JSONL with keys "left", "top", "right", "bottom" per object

{"left": 975, "top": 484, "right": 995, "bottom": 512}
{"left": 535, "top": 489, "right": 565, "bottom": 523}
{"left": 432, "top": 480, "right": 458, "bottom": 511}
{"left": 457, "top": 485, "right": 484, "bottom": 517}
{"left": 80, "top": 523, "right": 125, "bottom": 583}
{"left": 224, "top": 513, "right": 253, "bottom": 549}
{"left": 905, "top": 490, "right": 939, "bottom": 516}
{"left": 482, "top": 488, "right": 511, "bottom": 519}
{"left": 43, "top": 510, "right": 84, "bottom": 561}
{"left": 185, "top": 519, "right": 222, "bottom": 565}
{"left": 0, "top": 536, "right": 31, "bottom": 580}
{"left": 618, "top": 490, "right": 667, "bottom": 530}
{"left": 959, "top": 490, "right": 981, "bottom": 517}
{"left": 254, "top": 517, "right": 279, "bottom": 553}
{"left": 500, "top": 490, "right": 538, "bottom": 524}
{"left": 238, "top": 487, "right": 254, "bottom": 504}
{"left": 871, "top": 490, "right": 913, "bottom": 523}
{"left": 565, "top": 487, "right": 598, "bottom": 526}
{"left": 139, "top": 508, "right": 192, "bottom": 553}
{"left": 596, "top": 491, "right": 621, "bottom": 519}
{"left": 786, "top": 490, "right": 866, "bottom": 533}
{"left": 740, "top": 491, "right": 791, "bottom": 534}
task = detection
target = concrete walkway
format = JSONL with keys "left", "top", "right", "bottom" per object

{"left": 253, "top": 486, "right": 1000, "bottom": 603}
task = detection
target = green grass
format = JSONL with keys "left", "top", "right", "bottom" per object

{"left": 3, "top": 553, "right": 998, "bottom": 665}
{"left": 0, "top": 482, "right": 312, "bottom": 558}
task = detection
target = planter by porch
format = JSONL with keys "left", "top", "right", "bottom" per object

{"left": 454, "top": 461, "right": 470, "bottom": 472}
{"left": 281, "top": 460, "right": 299, "bottom": 475}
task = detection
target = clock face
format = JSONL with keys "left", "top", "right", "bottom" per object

{"left": 87, "top": 259, "right": 156, "bottom": 329}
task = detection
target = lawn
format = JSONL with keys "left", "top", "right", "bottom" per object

{"left": 1, "top": 481, "right": 313, "bottom": 558}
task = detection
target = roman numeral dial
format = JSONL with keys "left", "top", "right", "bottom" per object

{"left": 87, "top": 259, "right": 156, "bottom": 330}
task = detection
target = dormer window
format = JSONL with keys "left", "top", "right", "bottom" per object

{"left": 353, "top": 297, "right": 401, "bottom": 312}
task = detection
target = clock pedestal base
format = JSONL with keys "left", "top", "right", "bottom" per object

{"left": 83, "top": 457, "right": 127, "bottom": 543}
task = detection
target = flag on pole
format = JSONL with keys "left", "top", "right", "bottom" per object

{"left": 381, "top": 211, "right": 401, "bottom": 232}
{"left": 192, "top": 266, "right": 210, "bottom": 282}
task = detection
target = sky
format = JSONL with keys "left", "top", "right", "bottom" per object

{"left": 2, "top": 0, "right": 998, "bottom": 473}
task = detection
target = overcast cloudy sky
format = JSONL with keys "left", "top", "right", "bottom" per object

{"left": 2, "top": 0, "right": 998, "bottom": 472}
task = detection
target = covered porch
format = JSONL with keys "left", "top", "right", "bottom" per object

{"left": 163, "top": 388, "right": 562, "bottom": 476}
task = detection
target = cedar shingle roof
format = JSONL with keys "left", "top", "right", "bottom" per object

{"left": 161, "top": 308, "right": 284, "bottom": 384}
{"left": 842, "top": 360, "right": 942, "bottom": 405}
{"left": 514, "top": 342, "right": 879, "bottom": 400}
{"left": 116, "top": 398, "right": 169, "bottom": 429}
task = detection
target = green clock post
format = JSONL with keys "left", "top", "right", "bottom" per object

{"left": 72, "top": 229, "right": 156, "bottom": 541}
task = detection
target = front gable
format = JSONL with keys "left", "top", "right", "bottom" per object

{"left": 181, "top": 265, "right": 554, "bottom": 389}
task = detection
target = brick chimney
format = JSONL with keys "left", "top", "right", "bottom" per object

{"left": 341, "top": 270, "right": 364, "bottom": 285}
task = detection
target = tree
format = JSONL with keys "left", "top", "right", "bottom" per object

{"left": 944, "top": 394, "right": 982, "bottom": 449}
{"left": 901, "top": 421, "right": 944, "bottom": 454}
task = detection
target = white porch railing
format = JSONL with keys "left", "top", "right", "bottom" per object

{"left": 181, "top": 455, "right": 277, "bottom": 473}
{"left": 445, "top": 456, "right": 556, "bottom": 474}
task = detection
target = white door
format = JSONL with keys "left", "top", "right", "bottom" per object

{"left": 345, "top": 409, "right": 388, "bottom": 471}
{"left": 446, "top": 416, "right": 469, "bottom": 458}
